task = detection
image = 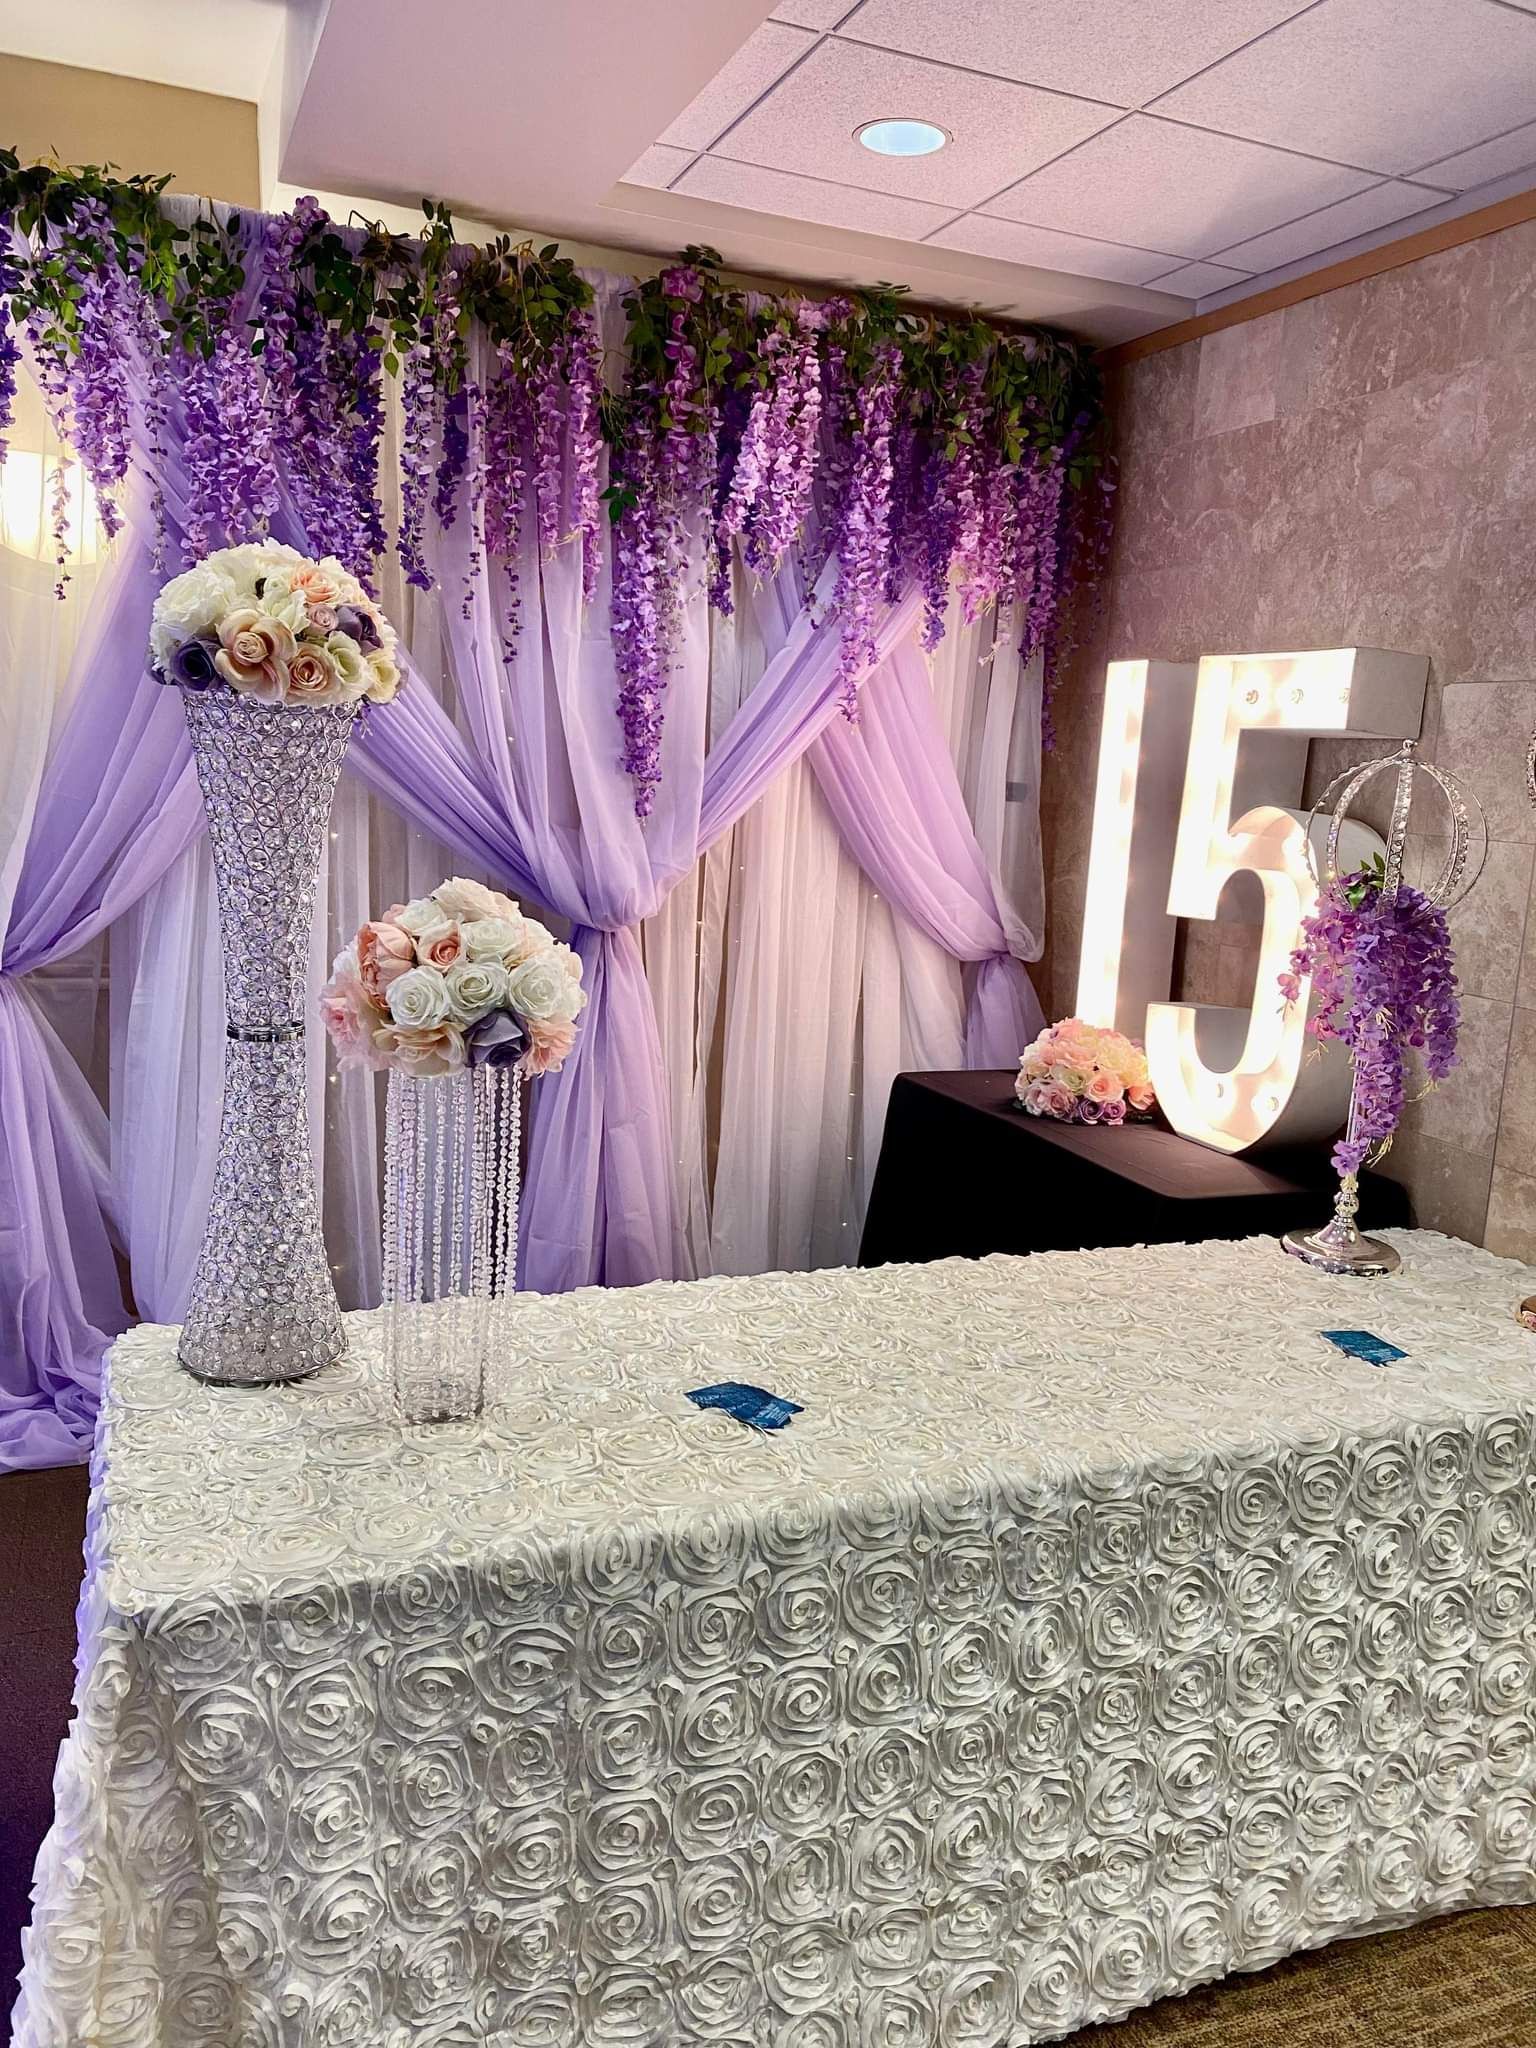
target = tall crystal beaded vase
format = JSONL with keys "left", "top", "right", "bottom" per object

{"left": 383, "top": 1066, "right": 522, "bottom": 1424}
{"left": 177, "top": 688, "right": 357, "bottom": 1384}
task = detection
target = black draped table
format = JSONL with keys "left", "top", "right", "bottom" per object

{"left": 861, "top": 1069, "right": 1411, "bottom": 1268}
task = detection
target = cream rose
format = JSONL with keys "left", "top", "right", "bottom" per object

{"left": 365, "top": 650, "right": 402, "bottom": 703}
{"left": 387, "top": 966, "right": 452, "bottom": 1029}
{"left": 461, "top": 914, "right": 526, "bottom": 962}
{"left": 507, "top": 952, "right": 580, "bottom": 1023}
{"left": 323, "top": 631, "right": 368, "bottom": 698}
{"left": 443, "top": 957, "right": 508, "bottom": 1024}
{"left": 394, "top": 897, "right": 444, "bottom": 937}
{"left": 433, "top": 877, "right": 503, "bottom": 922}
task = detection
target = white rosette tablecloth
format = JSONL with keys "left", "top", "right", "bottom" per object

{"left": 14, "top": 1230, "right": 1536, "bottom": 2047}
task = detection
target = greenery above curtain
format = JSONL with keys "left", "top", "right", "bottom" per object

{"left": 0, "top": 150, "right": 1111, "bottom": 814}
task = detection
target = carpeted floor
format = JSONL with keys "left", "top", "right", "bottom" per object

{"left": 3, "top": 1466, "right": 1534, "bottom": 2042}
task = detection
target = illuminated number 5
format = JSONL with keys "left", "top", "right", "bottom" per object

{"left": 1081, "top": 648, "right": 1426, "bottom": 1154}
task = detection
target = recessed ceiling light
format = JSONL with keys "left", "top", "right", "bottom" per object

{"left": 856, "top": 118, "right": 949, "bottom": 158}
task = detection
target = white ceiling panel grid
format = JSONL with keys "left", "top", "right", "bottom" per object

{"left": 1152, "top": 0, "right": 1536, "bottom": 177}
{"left": 1145, "top": 259, "right": 1254, "bottom": 297}
{"left": 839, "top": 0, "right": 1317, "bottom": 110}
{"left": 1211, "top": 176, "right": 1453, "bottom": 273}
{"left": 925, "top": 212, "right": 1181, "bottom": 285}
{"left": 661, "top": 21, "right": 817, "bottom": 150}
{"left": 714, "top": 38, "right": 1120, "bottom": 206}
{"left": 982, "top": 116, "right": 1381, "bottom": 259}
{"left": 674, "top": 156, "right": 958, "bottom": 239}
{"left": 1410, "top": 120, "right": 1536, "bottom": 193}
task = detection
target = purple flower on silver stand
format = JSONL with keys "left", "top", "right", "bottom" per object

{"left": 466, "top": 1011, "right": 526, "bottom": 1067}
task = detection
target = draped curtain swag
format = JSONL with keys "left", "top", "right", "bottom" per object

{"left": 0, "top": 247, "right": 1048, "bottom": 1471}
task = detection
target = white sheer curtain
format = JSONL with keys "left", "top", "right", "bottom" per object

{"left": 641, "top": 581, "right": 1043, "bottom": 1282}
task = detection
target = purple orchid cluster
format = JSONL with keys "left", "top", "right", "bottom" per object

{"left": 0, "top": 213, "right": 17, "bottom": 469}
{"left": 1279, "top": 865, "right": 1460, "bottom": 1176}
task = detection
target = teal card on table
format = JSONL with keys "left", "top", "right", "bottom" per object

{"left": 1322, "top": 1329, "right": 1407, "bottom": 1366}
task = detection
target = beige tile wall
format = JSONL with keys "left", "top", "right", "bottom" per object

{"left": 1041, "top": 221, "right": 1536, "bottom": 1256}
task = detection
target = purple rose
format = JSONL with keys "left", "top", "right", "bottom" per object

{"left": 1075, "top": 1098, "right": 1101, "bottom": 1123}
{"left": 1096, "top": 1097, "right": 1127, "bottom": 1125}
{"left": 335, "top": 604, "right": 381, "bottom": 652}
{"left": 167, "top": 635, "right": 222, "bottom": 689}
{"left": 466, "top": 1010, "right": 526, "bottom": 1068}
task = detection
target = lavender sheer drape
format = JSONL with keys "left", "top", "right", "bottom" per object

{"left": 4, "top": 242, "right": 1049, "bottom": 1467}
{"left": 0, "top": 506, "right": 203, "bottom": 1467}
{"left": 746, "top": 565, "right": 1044, "bottom": 1064}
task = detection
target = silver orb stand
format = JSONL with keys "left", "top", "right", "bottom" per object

{"left": 1282, "top": 739, "right": 1486, "bottom": 1277}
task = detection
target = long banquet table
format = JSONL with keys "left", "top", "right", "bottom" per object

{"left": 14, "top": 1230, "right": 1536, "bottom": 2047}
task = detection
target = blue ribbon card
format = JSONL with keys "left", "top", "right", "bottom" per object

{"left": 1322, "top": 1329, "right": 1407, "bottom": 1366}
{"left": 686, "top": 1381, "right": 803, "bottom": 1431}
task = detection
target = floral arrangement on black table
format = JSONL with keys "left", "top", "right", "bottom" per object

{"left": 0, "top": 150, "right": 1112, "bottom": 815}
{"left": 1279, "top": 854, "right": 1460, "bottom": 1175}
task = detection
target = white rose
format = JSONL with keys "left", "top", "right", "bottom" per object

{"left": 387, "top": 966, "right": 452, "bottom": 1028}
{"left": 433, "top": 877, "right": 503, "bottom": 922}
{"left": 550, "top": 941, "right": 586, "bottom": 993}
{"left": 443, "top": 958, "right": 508, "bottom": 1024}
{"left": 324, "top": 632, "right": 368, "bottom": 695}
{"left": 394, "top": 897, "right": 444, "bottom": 938}
{"left": 512, "top": 917, "right": 556, "bottom": 963}
{"left": 150, "top": 561, "right": 240, "bottom": 666}
{"left": 258, "top": 586, "right": 309, "bottom": 635}
{"left": 507, "top": 953, "right": 580, "bottom": 1024}
{"left": 462, "top": 914, "right": 528, "bottom": 961}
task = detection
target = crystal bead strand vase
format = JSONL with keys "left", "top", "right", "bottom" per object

{"left": 382, "top": 1065, "right": 522, "bottom": 1424}
{"left": 177, "top": 689, "right": 357, "bottom": 1384}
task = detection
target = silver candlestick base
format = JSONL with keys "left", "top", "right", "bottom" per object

{"left": 1282, "top": 1215, "right": 1402, "bottom": 1276}
{"left": 1282, "top": 1170, "right": 1401, "bottom": 1276}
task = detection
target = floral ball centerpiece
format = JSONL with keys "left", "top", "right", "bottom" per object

{"left": 1016, "top": 1018, "right": 1155, "bottom": 1126}
{"left": 150, "top": 541, "right": 401, "bottom": 705}
{"left": 321, "top": 877, "right": 586, "bottom": 1079}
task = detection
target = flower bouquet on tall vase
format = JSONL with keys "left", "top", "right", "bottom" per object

{"left": 322, "top": 879, "right": 586, "bottom": 1423}
{"left": 150, "top": 545, "right": 402, "bottom": 1384}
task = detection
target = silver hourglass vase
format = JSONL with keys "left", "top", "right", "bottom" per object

{"left": 177, "top": 687, "right": 356, "bottom": 1386}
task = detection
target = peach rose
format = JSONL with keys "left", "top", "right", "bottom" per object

{"left": 1087, "top": 1068, "right": 1124, "bottom": 1102}
{"left": 415, "top": 920, "right": 464, "bottom": 970}
{"left": 1128, "top": 1082, "right": 1156, "bottom": 1113}
{"left": 286, "top": 562, "right": 347, "bottom": 608}
{"left": 285, "top": 645, "right": 348, "bottom": 706}
{"left": 319, "top": 952, "right": 385, "bottom": 1069}
{"left": 214, "top": 608, "right": 296, "bottom": 699}
{"left": 523, "top": 1015, "right": 577, "bottom": 1076}
{"left": 371, "top": 1020, "right": 466, "bottom": 1077}
{"left": 356, "top": 920, "right": 416, "bottom": 1004}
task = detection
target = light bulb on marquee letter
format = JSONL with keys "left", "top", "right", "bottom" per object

{"left": 1145, "top": 648, "right": 1427, "bottom": 1153}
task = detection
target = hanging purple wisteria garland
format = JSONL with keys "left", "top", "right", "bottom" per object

{"left": 0, "top": 153, "right": 1111, "bottom": 815}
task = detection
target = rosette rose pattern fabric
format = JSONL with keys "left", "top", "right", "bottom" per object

{"left": 15, "top": 1231, "right": 1536, "bottom": 2047}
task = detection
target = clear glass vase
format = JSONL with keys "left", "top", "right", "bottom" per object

{"left": 177, "top": 686, "right": 357, "bottom": 1385}
{"left": 382, "top": 1065, "right": 522, "bottom": 1424}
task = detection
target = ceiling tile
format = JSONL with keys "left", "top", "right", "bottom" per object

{"left": 1152, "top": 0, "right": 1536, "bottom": 176}
{"left": 926, "top": 212, "right": 1178, "bottom": 285}
{"left": 1410, "top": 119, "right": 1536, "bottom": 192}
{"left": 1212, "top": 177, "right": 1446, "bottom": 271}
{"left": 675, "top": 156, "right": 959, "bottom": 239}
{"left": 772, "top": 0, "right": 853, "bottom": 25}
{"left": 621, "top": 143, "right": 696, "bottom": 190}
{"left": 717, "top": 37, "right": 1119, "bottom": 207}
{"left": 842, "top": 0, "right": 1313, "bottom": 110}
{"left": 661, "top": 22, "right": 818, "bottom": 150}
{"left": 1145, "top": 260, "right": 1253, "bottom": 297}
{"left": 987, "top": 115, "right": 1377, "bottom": 258}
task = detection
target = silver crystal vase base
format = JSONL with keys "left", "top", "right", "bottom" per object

{"left": 178, "top": 686, "right": 355, "bottom": 1387}
{"left": 1282, "top": 1168, "right": 1402, "bottom": 1277}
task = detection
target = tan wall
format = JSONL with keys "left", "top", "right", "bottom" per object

{"left": 0, "top": 53, "right": 258, "bottom": 205}
{"left": 1043, "top": 217, "right": 1536, "bottom": 1258}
